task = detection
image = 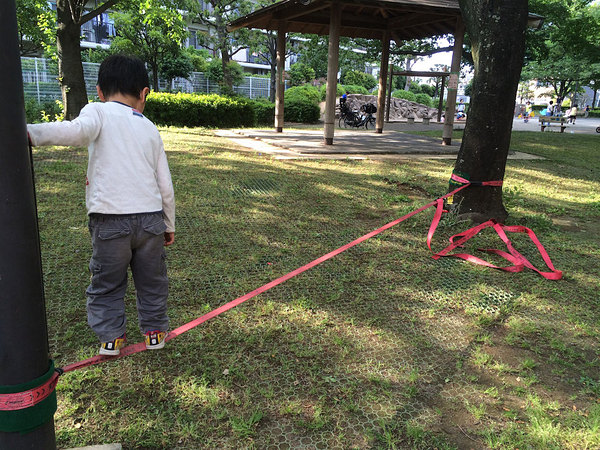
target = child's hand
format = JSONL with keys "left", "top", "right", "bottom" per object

{"left": 164, "top": 232, "right": 175, "bottom": 246}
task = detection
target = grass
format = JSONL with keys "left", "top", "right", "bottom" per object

{"left": 32, "top": 126, "right": 600, "bottom": 449}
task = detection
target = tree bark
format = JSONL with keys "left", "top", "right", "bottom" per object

{"left": 452, "top": 0, "right": 528, "bottom": 223}
{"left": 56, "top": 0, "right": 88, "bottom": 120}
{"left": 268, "top": 34, "right": 277, "bottom": 103}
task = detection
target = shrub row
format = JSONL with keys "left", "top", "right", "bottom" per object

{"left": 144, "top": 92, "right": 259, "bottom": 127}
{"left": 25, "top": 96, "right": 64, "bottom": 123}
{"left": 587, "top": 109, "right": 600, "bottom": 118}
{"left": 390, "top": 90, "right": 435, "bottom": 107}
{"left": 284, "top": 85, "right": 321, "bottom": 123}
{"left": 252, "top": 98, "right": 277, "bottom": 125}
{"left": 145, "top": 91, "right": 321, "bottom": 126}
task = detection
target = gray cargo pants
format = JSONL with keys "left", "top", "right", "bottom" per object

{"left": 86, "top": 211, "right": 169, "bottom": 342}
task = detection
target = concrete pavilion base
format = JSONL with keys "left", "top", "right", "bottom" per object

{"left": 229, "top": 128, "right": 457, "bottom": 156}
{"left": 219, "top": 124, "right": 544, "bottom": 162}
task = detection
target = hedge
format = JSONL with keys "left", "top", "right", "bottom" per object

{"left": 342, "top": 71, "right": 377, "bottom": 91}
{"left": 144, "top": 92, "right": 256, "bottom": 128}
{"left": 392, "top": 90, "right": 417, "bottom": 102}
{"left": 342, "top": 84, "right": 370, "bottom": 95}
{"left": 285, "top": 84, "right": 321, "bottom": 105}
{"left": 24, "top": 96, "right": 64, "bottom": 123}
{"left": 415, "top": 93, "right": 433, "bottom": 107}
{"left": 251, "top": 99, "right": 275, "bottom": 125}
{"left": 588, "top": 110, "right": 600, "bottom": 118}
{"left": 320, "top": 84, "right": 345, "bottom": 101}
{"left": 284, "top": 97, "right": 320, "bottom": 123}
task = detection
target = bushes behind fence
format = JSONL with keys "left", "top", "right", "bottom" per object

{"left": 144, "top": 92, "right": 268, "bottom": 128}
{"left": 25, "top": 96, "right": 64, "bottom": 123}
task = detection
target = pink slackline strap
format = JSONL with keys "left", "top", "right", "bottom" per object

{"left": 57, "top": 173, "right": 560, "bottom": 375}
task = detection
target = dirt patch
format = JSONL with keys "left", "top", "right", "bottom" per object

{"left": 382, "top": 177, "right": 431, "bottom": 197}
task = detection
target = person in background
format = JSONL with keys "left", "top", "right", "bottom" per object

{"left": 456, "top": 98, "right": 466, "bottom": 120}
{"left": 524, "top": 101, "right": 532, "bottom": 123}
{"left": 568, "top": 104, "right": 578, "bottom": 124}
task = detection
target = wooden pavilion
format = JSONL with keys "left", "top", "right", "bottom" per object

{"left": 229, "top": 0, "right": 465, "bottom": 145}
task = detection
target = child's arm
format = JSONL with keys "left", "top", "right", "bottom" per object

{"left": 156, "top": 137, "right": 175, "bottom": 236}
{"left": 27, "top": 104, "right": 101, "bottom": 147}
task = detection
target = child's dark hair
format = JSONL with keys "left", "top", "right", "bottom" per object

{"left": 97, "top": 54, "right": 149, "bottom": 99}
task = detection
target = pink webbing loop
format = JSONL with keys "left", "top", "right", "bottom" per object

{"left": 430, "top": 219, "right": 562, "bottom": 280}
{"left": 0, "top": 372, "right": 59, "bottom": 411}
{"left": 450, "top": 173, "right": 504, "bottom": 187}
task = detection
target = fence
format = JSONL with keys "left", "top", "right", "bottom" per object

{"left": 21, "top": 57, "right": 277, "bottom": 103}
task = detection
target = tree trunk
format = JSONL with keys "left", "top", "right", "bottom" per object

{"left": 220, "top": 43, "right": 232, "bottom": 92}
{"left": 452, "top": 0, "right": 528, "bottom": 223}
{"left": 56, "top": 0, "right": 88, "bottom": 120}
{"left": 404, "top": 58, "right": 413, "bottom": 90}
{"left": 268, "top": 34, "right": 277, "bottom": 103}
{"left": 151, "top": 61, "right": 160, "bottom": 92}
{"left": 270, "top": 59, "right": 277, "bottom": 102}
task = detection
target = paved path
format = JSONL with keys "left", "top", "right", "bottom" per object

{"left": 511, "top": 116, "right": 600, "bottom": 134}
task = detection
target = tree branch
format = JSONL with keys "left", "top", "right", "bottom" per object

{"left": 230, "top": 45, "right": 248, "bottom": 58}
{"left": 79, "top": 0, "right": 120, "bottom": 26}
{"left": 391, "top": 46, "right": 454, "bottom": 57}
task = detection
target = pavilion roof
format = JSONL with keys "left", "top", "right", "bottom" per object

{"left": 228, "top": 0, "right": 462, "bottom": 40}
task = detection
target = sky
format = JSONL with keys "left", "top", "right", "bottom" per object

{"left": 411, "top": 51, "right": 453, "bottom": 72}
{"left": 410, "top": 38, "right": 453, "bottom": 72}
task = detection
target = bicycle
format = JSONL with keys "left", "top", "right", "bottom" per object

{"left": 338, "top": 103, "right": 377, "bottom": 129}
{"left": 338, "top": 104, "right": 354, "bottom": 128}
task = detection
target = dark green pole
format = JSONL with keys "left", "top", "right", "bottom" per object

{"left": 0, "top": 0, "right": 57, "bottom": 448}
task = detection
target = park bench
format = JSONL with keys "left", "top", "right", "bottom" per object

{"left": 539, "top": 116, "right": 568, "bottom": 133}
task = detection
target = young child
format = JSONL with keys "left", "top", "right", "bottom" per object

{"left": 27, "top": 54, "right": 175, "bottom": 355}
{"left": 568, "top": 104, "right": 578, "bottom": 124}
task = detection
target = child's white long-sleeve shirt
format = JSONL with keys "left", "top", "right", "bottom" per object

{"left": 27, "top": 101, "right": 175, "bottom": 232}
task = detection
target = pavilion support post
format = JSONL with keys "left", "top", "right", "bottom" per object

{"left": 442, "top": 19, "right": 465, "bottom": 145}
{"left": 275, "top": 22, "right": 287, "bottom": 132}
{"left": 437, "top": 76, "right": 446, "bottom": 122}
{"left": 0, "top": 0, "right": 56, "bottom": 447}
{"left": 386, "top": 64, "right": 394, "bottom": 122}
{"left": 324, "top": 2, "right": 341, "bottom": 145}
{"left": 376, "top": 31, "right": 391, "bottom": 133}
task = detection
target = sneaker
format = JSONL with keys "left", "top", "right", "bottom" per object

{"left": 99, "top": 333, "right": 126, "bottom": 356}
{"left": 145, "top": 330, "right": 167, "bottom": 350}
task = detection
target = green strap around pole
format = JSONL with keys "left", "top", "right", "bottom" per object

{"left": 0, "top": 360, "right": 57, "bottom": 433}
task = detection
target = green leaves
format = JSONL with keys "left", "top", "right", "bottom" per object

{"left": 16, "top": 0, "right": 55, "bottom": 56}
{"left": 143, "top": 92, "right": 260, "bottom": 127}
{"left": 525, "top": 0, "right": 600, "bottom": 96}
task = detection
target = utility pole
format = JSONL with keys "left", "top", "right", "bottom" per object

{"left": 0, "top": 0, "right": 57, "bottom": 448}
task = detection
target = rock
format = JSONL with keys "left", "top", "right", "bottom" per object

{"left": 339, "top": 94, "right": 438, "bottom": 121}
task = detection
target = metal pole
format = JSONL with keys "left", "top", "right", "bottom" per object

{"left": 0, "top": 0, "right": 56, "bottom": 448}
{"left": 35, "top": 58, "right": 41, "bottom": 103}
